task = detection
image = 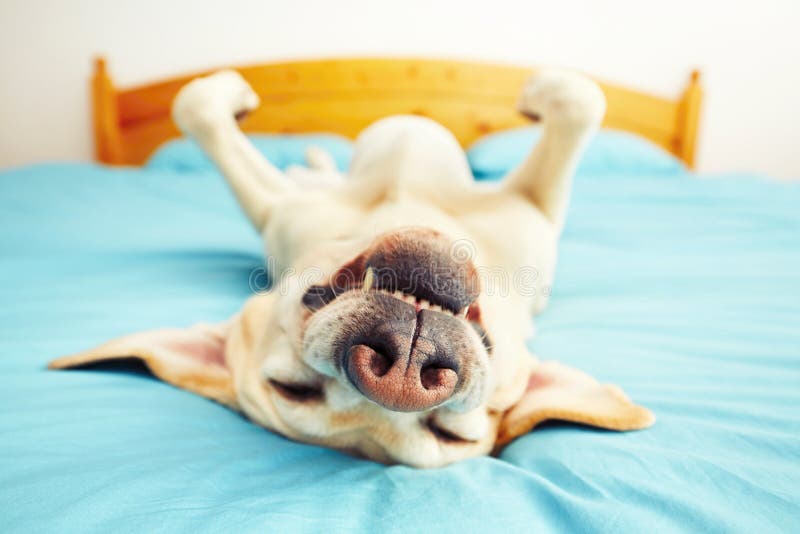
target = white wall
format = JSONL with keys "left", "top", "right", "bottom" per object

{"left": 1, "top": 0, "right": 798, "bottom": 179}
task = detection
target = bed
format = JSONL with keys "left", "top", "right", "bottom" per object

{"left": 2, "top": 58, "right": 799, "bottom": 533}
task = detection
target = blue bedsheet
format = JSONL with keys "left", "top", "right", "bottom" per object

{"left": 1, "top": 163, "right": 799, "bottom": 532}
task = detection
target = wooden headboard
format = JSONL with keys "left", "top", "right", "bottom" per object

{"left": 92, "top": 56, "right": 702, "bottom": 168}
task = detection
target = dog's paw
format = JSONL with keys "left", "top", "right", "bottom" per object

{"left": 517, "top": 69, "right": 606, "bottom": 128}
{"left": 172, "top": 70, "right": 260, "bottom": 137}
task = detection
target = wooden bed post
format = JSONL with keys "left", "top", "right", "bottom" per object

{"left": 677, "top": 70, "right": 703, "bottom": 169}
{"left": 92, "top": 57, "right": 124, "bottom": 164}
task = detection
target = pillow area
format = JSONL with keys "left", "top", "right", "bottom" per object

{"left": 146, "top": 128, "right": 684, "bottom": 182}
{"left": 146, "top": 134, "right": 353, "bottom": 173}
{"left": 467, "top": 127, "right": 686, "bottom": 181}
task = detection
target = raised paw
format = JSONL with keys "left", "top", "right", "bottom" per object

{"left": 517, "top": 69, "right": 606, "bottom": 128}
{"left": 172, "top": 70, "right": 260, "bottom": 138}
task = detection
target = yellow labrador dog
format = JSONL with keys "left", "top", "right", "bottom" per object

{"left": 50, "top": 68, "right": 654, "bottom": 467}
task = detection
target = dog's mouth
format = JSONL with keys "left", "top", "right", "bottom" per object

{"left": 302, "top": 267, "right": 475, "bottom": 319}
{"left": 356, "top": 283, "right": 470, "bottom": 317}
{"left": 301, "top": 227, "right": 481, "bottom": 321}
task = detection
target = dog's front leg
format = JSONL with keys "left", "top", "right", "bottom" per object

{"left": 172, "top": 71, "right": 295, "bottom": 232}
{"left": 503, "top": 71, "right": 606, "bottom": 231}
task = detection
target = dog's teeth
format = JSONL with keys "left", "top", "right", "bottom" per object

{"left": 460, "top": 306, "right": 469, "bottom": 318}
{"left": 403, "top": 294, "right": 416, "bottom": 304}
{"left": 393, "top": 290, "right": 405, "bottom": 301}
{"left": 362, "top": 267, "right": 375, "bottom": 291}
{"left": 430, "top": 304, "right": 441, "bottom": 313}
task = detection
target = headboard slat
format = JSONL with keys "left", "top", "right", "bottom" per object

{"left": 93, "top": 57, "right": 702, "bottom": 168}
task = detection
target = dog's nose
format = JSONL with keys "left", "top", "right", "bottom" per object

{"left": 344, "top": 308, "right": 464, "bottom": 412}
{"left": 346, "top": 344, "right": 458, "bottom": 412}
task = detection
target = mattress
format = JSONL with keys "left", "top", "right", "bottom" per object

{"left": 1, "top": 157, "right": 799, "bottom": 532}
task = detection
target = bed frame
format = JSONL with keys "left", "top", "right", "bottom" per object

{"left": 92, "top": 56, "right": 702, "bottom": 168}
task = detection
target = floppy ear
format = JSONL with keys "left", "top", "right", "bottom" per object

{"left": 48, "top": 321, "right": 238, "bottom": 409}
{"left": 496, "top": 361, "right": 654, "bottom": 447}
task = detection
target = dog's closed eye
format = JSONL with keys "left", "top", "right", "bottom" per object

{"left": 425, "top": 418, "right": 476, "bottom": 444}
{"left": 269, "top": 379, "right": 324, "bottom": 402}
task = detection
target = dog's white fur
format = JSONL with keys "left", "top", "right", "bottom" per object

{"left": 51, "top": 68, "right": 654, "bottom": 467}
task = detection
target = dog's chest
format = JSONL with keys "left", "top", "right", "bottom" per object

{"left": 265, "top": 194, "right": 464, "bottom": 269}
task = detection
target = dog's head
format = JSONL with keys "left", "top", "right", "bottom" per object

{"left": 50, "top": 226, "right": 653, "bottom": 467}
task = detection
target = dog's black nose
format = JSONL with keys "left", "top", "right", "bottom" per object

{"left": 343, "top": 302, "right": 466, "bottom": 412}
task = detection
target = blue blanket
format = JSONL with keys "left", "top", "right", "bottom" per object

{"left": 1, "top": 163, "right": 799, "bottom": 532}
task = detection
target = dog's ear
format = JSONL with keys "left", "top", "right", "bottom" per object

{"left": 48, "top": 321, "right": 237, "bottom": 408}
{"left": 496, "top": 361, "right": 654, "bottom": 447}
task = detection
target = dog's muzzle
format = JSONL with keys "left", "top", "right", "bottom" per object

{"left": 303, "top": 228, "right": 484, "bottom": 412}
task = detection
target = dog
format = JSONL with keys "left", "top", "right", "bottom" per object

{"left": 50, "top": 68, "right": 654, "bottom": 467}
